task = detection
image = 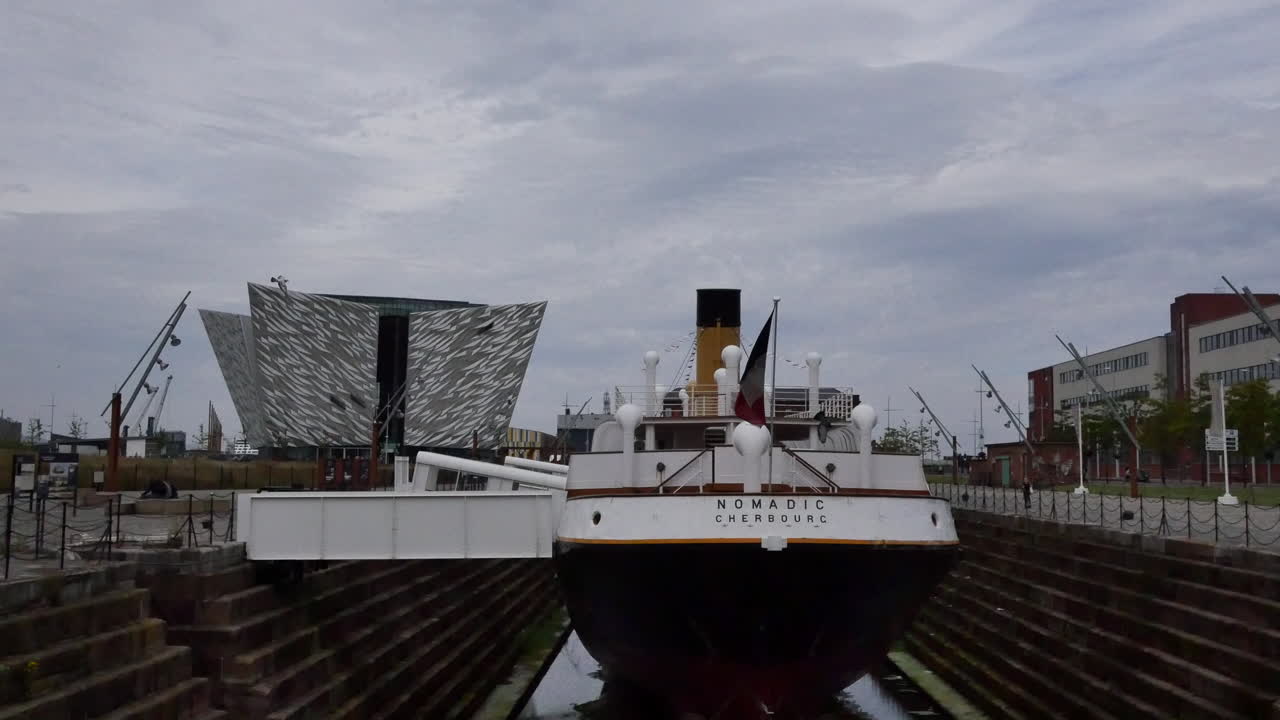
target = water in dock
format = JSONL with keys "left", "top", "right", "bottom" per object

{"left": 519, "top": 633, "right": 951, "bottom": 719}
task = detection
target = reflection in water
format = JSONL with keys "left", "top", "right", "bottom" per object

{"left": 519, "top": 633, "right": 949, "bottom": 720}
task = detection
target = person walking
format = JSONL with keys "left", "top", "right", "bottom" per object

{"left": 1022, "top": 477, "right": 1032, "bottom": 509}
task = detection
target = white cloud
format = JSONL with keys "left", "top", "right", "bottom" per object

{"left": 1, "top": 1, "right": 1278, "bottom": 450}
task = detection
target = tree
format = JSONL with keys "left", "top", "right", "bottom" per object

{"left": 874, "top": 420, "right": 939, "bottom": 456}
{"left": 24, "top": 418, "right": 45, "bottom": 446}
{"left": 1137, "top": 377, "right": 1196, "bottom": 482}
{"left": 67, "top": 413, "right": 87, "bottom": 440}
{"left": 1226, "top": 379, "right": 1273, "bottom": 482}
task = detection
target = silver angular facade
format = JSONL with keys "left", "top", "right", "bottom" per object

{"left": 248, "top": 284, "right": 380, "bottom": 447}
{"left": 198, "top": 309, "right": 270, "bottom": 447}
{"left": 201, "top": 285, "right": 546, "bottom": 451}
{"left": 403, "top": 302, "right": 547, "bottom": 448}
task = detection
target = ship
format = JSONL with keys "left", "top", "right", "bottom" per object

{"left": 553, "top": 289, "right": 960, "bottom": 719}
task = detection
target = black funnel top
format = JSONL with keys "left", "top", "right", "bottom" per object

{"left": 696, "top": 289, "right": 741, "bottom": 328}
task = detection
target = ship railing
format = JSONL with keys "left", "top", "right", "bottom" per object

{"left": 654, "top": 449, "right": 710, "bottom": 493}
{"left": 611, "top": 384, "right": 857, "bottom": 420}
{"left": 780, "top": 446, "right": 841, "bottom": 492}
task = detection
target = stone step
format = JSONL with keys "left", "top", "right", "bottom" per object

{"left": 218, "top": 560, "right": 450, "bottom": 689}
{"left": 139, "top": 562, "right": 259, "bottom": 625}
{"left": 0, "top": 588, "right": 150, "bottom": 657}
{"left": 219, "top": 561, "right": 466, "bottom": 692}
{"left": 963, "top": 531, "right": 1280, "bottom": 662}
{"left": 902, "top": 632, "right": 1024, "bottom": 720}
{"left": 0, "top": 618, "right": 167, "bottom": 705}
{"left": 959, "top": 556, "right": 1280, "bottom": 691}
{"left": 905, "top": 615, "right": 1043, "bottom": 720}
{"left": 962, "top": 517, "right": 1280, "bottom": 632}
{"left": 959, "top": 515, "right": 1280, "bottom": 601}
{"left": 263, "top": 560, "right": 532, "bottom": 720}
{"left": 915, "top": 596, "right": 1126, "bottom": 720}
{"left": 382, "top": 565, "right": 554, "bottom": 720}
{"left": 200, "top": 559, "right": 413, "bottom": 626}
{"left": 91, "top": 676, "right": 212, "bottom": 720}
{"left": 345, "top": 561, "right": 551, "bottom": 720}
{"left": 169, "top": 561, "right": 409, "bottom": 678}
{"left": 0, "top": 646, "right": 192, "bottom": 720}
{"left": 936, "top": 568, "right": 1264, "bottom": 719}
{"left": 437, "top": 577, "right": 560, "bottom": 720}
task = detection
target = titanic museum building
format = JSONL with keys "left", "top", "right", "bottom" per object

{"left": 200, "top": 284, "right": 546, "bottom": 459}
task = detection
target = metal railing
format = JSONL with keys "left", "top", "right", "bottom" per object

{"left": 2, "top": 491, "right": 240, "bottom": 579}
{"left": 929, "top": 482, "right": 1280, "bottom": 552}
{"left": 612, "top": 384, "right": 858, "bottom": 420}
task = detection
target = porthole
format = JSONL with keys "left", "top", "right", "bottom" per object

{"left": 592, "top": 511, "right": 602, "bottom": 526}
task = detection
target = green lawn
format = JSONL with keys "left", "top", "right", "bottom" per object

{"left": 1047, "top": 481, "right": 1280, "bottom": 505}
{"left": 927, "top": 474, "right": 1280, "bottom": 505}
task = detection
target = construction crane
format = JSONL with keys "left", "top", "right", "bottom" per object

{"left": 152, "top": 375, "right": 174, "bottom": 435}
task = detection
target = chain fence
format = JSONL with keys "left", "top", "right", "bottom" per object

{"left": 929, "top": 482, "right": 1280, "bottom": 552}
{"left": 2, "top": 491, "right": 240, "bottom": 579}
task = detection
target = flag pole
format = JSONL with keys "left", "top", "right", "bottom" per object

{"left": 768, "top": 296, "right": 780, "bottom": 487}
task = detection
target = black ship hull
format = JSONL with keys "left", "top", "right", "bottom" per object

{"left": 555, "top": 540, "right": 959, "bottom": 719}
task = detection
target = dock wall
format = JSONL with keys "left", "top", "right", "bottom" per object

{"left": 906, "top": 509, "right": 1280, "bottom": 719}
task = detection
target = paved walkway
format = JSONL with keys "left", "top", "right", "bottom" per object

{"left": 930, "top": 482, "right": 1280, "bottom": 553}
{"left": 2, "top": 491, "right": 238, "bottom": 581}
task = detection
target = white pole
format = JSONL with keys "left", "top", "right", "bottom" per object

{"left": 1074, "top": 404, "right": 1087, "bottom": 494}
{"left": 767, "top": 297, "right": 780, "bottom": 487}
{"left": 1219, "top": 382, "right": 1237, "bottom": 504}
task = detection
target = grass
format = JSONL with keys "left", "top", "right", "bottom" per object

{"left": 927, "top": 473, "right": 1280, "bottom": 505}
{"left": 1048, "top": 481, "right": 1280, "bottom": 505}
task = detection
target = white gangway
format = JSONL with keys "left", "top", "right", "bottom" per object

{"left": 235, "top": 452, "right": 566, "bottom": 561}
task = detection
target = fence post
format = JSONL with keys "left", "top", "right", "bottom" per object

{"left": 4, "top": 490, "right": 13, "bottom": 579}
{"left": 60, "top": 502, "right": 67, "bottom": 570}
{"left": 35, "top": 498, "right": 44, "bottom": 560}
{"left": 105, "top": 497, "right": 114, "bottom": 560}
{"left": 208, "top": 496, "right": 215, "bottom": 546}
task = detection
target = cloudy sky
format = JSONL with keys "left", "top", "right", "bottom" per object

{"left": 2, "top": 1, "right": 1279, "bottom": 452}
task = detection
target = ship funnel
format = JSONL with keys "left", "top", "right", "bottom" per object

{"left": 694, "top": 289, "right": 742, "bottom": 415}
{"left": 695, "top": 289, "right": 741, "bottom": 387}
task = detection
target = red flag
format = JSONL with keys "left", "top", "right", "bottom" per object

{"left": 734, "top": 311, "right": 773, "bottom": 425}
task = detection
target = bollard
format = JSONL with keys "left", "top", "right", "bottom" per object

{"left": 1187, "top": 497, "right": 1192, "bottom": 539}
{"left": 60, "top": 502, "right": 67, "bottom": 569}
{"left": 1245, "top": 502, "right": 1250, "bottom": 547}
{"left": 187, "top": 496, "right": 195, "bottom": 547}
{"left": 1214, "top": 501, "right": 1219, "bottom": 543}
{"left": 1140, "top": 496, "right": 1144, "bottom": 535}
{"left": 208, "top": 496, "right": 215, "bottom": 546}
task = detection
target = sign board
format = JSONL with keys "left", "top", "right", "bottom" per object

{"left": 1205, "top": 428, "right": 1239, "bottom": 451}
